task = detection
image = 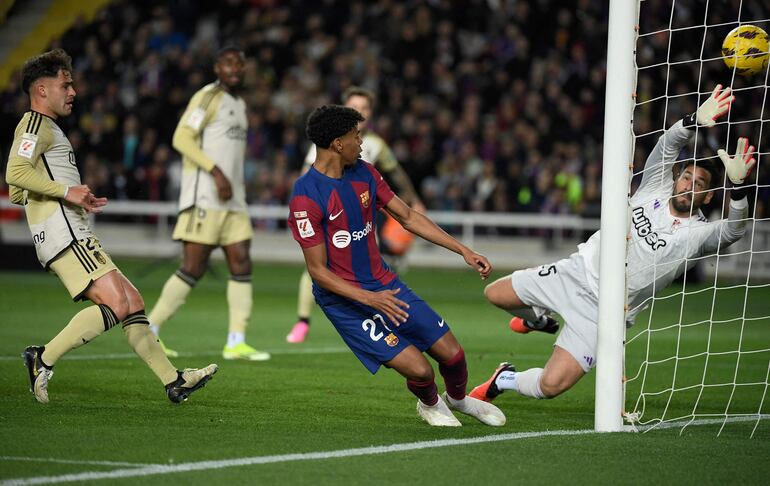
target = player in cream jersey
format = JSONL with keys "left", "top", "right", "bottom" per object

{"left": 6, "top": 49, "right": 217, "bottom": 405}
{"left": 148, "top": 46, "right": 269, "bottom": 361}
{"left": 286, "top": 86, "right": 424, "bottom": 344}
{"left": 10, "top": 110, "right": 94, "bottom": 267}
{"left": 469, "top": 85, "right": 755, "bottom": 404}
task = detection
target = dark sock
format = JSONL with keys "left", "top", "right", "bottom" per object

{"left": 299, "top": 317, "right": 310, "bottom": 326}
{"left": 439, "top": 348, "right": 468, "bottom": 400}
{"left": 406, "top": 379, "right": 439, "bottom": 406}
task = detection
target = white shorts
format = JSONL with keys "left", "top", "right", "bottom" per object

{"left": 510, "top": 254, "right": 599, "bottom": 372}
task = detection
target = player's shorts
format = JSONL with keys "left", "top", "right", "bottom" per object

{"left": 510, "top": 254, "right": 599, "bottom": 372}
{"left": 49, "top": 237, "right": 118, "bottom": 301}
{"left": 315, "top": 277, "right": 451, "bottom": 374}
{"left": 172, "top": 207, "right": 252, "bottom": 246}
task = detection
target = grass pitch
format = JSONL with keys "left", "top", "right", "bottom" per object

{"left": 0, "top": 258, "right": 768, "bottom": 484}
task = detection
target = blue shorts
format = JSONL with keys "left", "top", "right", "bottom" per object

{"left": 315, "top": 278, "right": 451, "bottom": 374}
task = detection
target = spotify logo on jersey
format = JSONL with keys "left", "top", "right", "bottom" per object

{"left": 332, "top": 231, "right": 352, "bottom": 248}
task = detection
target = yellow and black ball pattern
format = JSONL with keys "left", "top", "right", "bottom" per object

{"left": 722, "top": 25, "right": 769, "bottom": 76}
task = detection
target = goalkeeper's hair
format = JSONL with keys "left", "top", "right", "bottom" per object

{"left": 21, "top": 48, "right": 73, "bottom": 95}
{"left": 306, "top": 105, "right": 364, "bottom": 149}
{"left": 678, "top": 159, "right": 722, "bottom": 188}
{"left": 342, "top": 86, "right": 376, "bottom": 109}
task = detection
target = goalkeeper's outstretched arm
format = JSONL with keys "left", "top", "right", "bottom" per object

{"left": 636, "top": 85, "right": 734, "bottom": 196}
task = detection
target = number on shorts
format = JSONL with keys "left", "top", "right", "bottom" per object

{"left": 362, "top": 313, "right": 392, "bottom": 342}
{"left": 538, "top": 265, "right": 556, "bottom": 277}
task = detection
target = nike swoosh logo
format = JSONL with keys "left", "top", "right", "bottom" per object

{"left": 329, "top": 210, "right": 344, "bottom": 221}
{"left": 438, "top": 319, "right": 445, "bottom": 327}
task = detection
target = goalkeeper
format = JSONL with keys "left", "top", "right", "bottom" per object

{"left": 470, "top": 85, "right": 756, "bottom": 402}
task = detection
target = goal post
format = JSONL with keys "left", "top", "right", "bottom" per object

{"left": 595, "top": 0, "right": 639, "bottom": 432}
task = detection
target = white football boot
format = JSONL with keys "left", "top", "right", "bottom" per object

{"left": 416, "top": 395, "right": 462, "bottom": 427}
{"left": 443, "top": 391, "right": 506, "bottom": 426}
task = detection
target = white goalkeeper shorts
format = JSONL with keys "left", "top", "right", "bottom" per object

{"left": 510, "top": 254, "right": 599, "bottom": 372}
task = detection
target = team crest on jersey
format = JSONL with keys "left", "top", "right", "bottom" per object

{"left": 17, "top": 135, "right": 37, "bottom": 159}
{"left": 384, "top": 333, "right": 399, "bottom": 347}
{"left": 93, "top": 251, "right": 106, "bottom": 265}
{"left": 297, "top": 218, "right": 315, "bottom": 238}
{"left": 359, "top": 190, "right": 370, "bottom": 208}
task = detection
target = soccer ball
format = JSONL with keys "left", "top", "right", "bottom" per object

{"left": 722, "top": 25, "right": 769, "bottom": 76}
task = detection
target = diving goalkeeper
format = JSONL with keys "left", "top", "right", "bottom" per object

{"left": 470, "top": 85, "right": 755, "bottom": 402}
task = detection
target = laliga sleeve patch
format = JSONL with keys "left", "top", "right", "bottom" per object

{"left": 186, "top": 107, "right": 206, "bottom": 130}
{"left": 296, "top": 218, "right": 315, "bottom": 238}
{"left": 17, "top": 135, "right": 37, "bottom": 159}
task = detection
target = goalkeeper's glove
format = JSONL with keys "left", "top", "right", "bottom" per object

{"left": 717, "top": 137, "right": 756, "bottom": 200}
{"left": 683, "top": 84, "right": 734, "bottom": 128}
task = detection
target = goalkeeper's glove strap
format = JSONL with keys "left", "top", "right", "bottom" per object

{"left": 730, "top": 184, "right": 750, "bottom": 201}
{"left": 683, "top": 112, "right": 698, "bottom": 130}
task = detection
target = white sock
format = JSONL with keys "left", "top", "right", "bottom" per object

{"left": 149, "top": 324, "right": 160, "bottom": 336}
{"left": 227, "top": 332, "right": 245, "bottom": 347}
{"left": 495, "top": 368, "right": 546, "bottom": 399}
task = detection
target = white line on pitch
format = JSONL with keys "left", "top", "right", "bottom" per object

{"left": 0, "top": 347, "right": 350, "bottom": 361}
{"left": 3, "top": 415, "right": 766, "bottom": 486}
{"left": 0, "top": 457, "right": 156, "bottom": 468}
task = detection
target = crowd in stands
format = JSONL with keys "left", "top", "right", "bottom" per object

{"left": 1, "top": 0, "right": 767, "bottom": 223}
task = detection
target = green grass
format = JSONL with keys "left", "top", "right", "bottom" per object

{"left": 0, "top": 258, "right": 768, "bottom": 484}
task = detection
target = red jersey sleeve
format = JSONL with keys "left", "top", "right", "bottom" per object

{"left": 288, "top": 194, "right": 325, "bottom": 248}
{"left": 364, "top": 163, "right": 395, "bottom": 209}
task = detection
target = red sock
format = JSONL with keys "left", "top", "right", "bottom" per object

{"left": 439, "top": 348, "right": 468, "bottom": 400}
{"left": 406, "top": 379, "right": 439, "bottom": 406}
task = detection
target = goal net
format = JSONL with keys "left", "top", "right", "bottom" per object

{"left": 622, "top": 0, "right": 770, "bottom": 436}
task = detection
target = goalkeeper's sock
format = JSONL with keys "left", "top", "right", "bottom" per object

{"left": 297, "top": 270, "right": 314, "bottom": 325}
{"left": 148, "top": 270, "right": 197, "bottom": 329}
{"left": 406, "top": 379, "right": 439, "bottom": 406}
{"left": 438, "top": 348, "right": 468, "bottom": 400}
{"left": 495, "top": 368, "right": 546, "bottom": 399}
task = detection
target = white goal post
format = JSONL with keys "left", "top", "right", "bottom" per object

{"left": 594, "top": 0, "right": 637, "bottom": 432}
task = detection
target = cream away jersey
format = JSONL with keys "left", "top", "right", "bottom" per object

{"left": 576, "top": 120, "right": 747, "bottom": 323}
{"left": 173, "top": 82, "right": 248, "bottom": 213}
{"left": 303, "top": 131, "right": 398, "bottom": 173}
{"left": 5, "top": 111, "right": 93, "bottom": 267}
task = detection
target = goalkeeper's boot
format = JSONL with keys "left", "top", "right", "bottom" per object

{"left": 443, "top": 392, "right": 506, "bottom": 426}
{"left": 222, "top": 343, "right": 271, "bottom": 361}
{"left": 509, "top": 316, "right": 559, "bottom": 335}
{"left": 22, "top": 346, "right": 54, "bottom": 404}
{"left": 165, "top": 364, "right": 218, "bottom": 403}
{"left": 286, "top": 320, "right": 310, "bottom": 343}
{"left": 469, "top": 362, "right": 516, "bottom": 402}
{"left": 157, "top": 337, "right": 179, "bottom": 358}
{"left": 416, "top": 395, "right": 462, "bottom": 427}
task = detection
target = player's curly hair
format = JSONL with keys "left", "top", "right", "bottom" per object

{"left": 678, "top": 158, "right": 722, "bottom": 188}
{"left": 21, "top": 48, "right": 73, "bottom": 95}
{"left": 306, "top": 105, "right": 364, "bottom": 149}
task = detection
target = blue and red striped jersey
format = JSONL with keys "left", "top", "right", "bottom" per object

{"left": 288, "top": 160, "right": 397, "bottom": 291}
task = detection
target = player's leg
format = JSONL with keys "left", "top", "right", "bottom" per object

{"left": 147, "top": 241, "right": 213, "bottom": 356}
{"left": 108, "top": 272, "right": 217, "bottom": 402}
{"left": 386, "top": 346, "right": 461, "bottom": 427}
{"left": 484, "top": 272, "right": 559, "bottom": 333}
{"left": 286, "top": 270, "right": 313, "bottom": 343}
{"left": 221, "top": 237, "right": 269, "bottom": 361}
{"left": 25, "top": 242, "right": 120, "bottom": 403}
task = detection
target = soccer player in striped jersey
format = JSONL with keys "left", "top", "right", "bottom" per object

{"left": 288, "top": 105, "right": 505, "bottom": 427}
{"left": 147, "top": 46, "right": 269, "bottom": 361}
{"left": 286, "top": 86, "right": 424, "bottom": 344}
{"left": 5, "top": 49, "right": 217, "bottom": 404}
{"left": 470, "top": 85, "right": 754, "bottom": 403}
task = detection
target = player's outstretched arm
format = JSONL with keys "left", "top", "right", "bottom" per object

{"left": 384, "top": 196, "right": 492, "bottom": 280}
{"left": 302, "top": 244, "right": 410, "bottom": 325}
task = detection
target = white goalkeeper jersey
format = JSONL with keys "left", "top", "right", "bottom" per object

{"left": 174, "top": 82, "right": 248, "bottom": 213}
{"left": 303, "top": 131, "right": 398, "bottom": 173}
{"left": 577, "top": 120, "right": 748, "bottom": 324}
